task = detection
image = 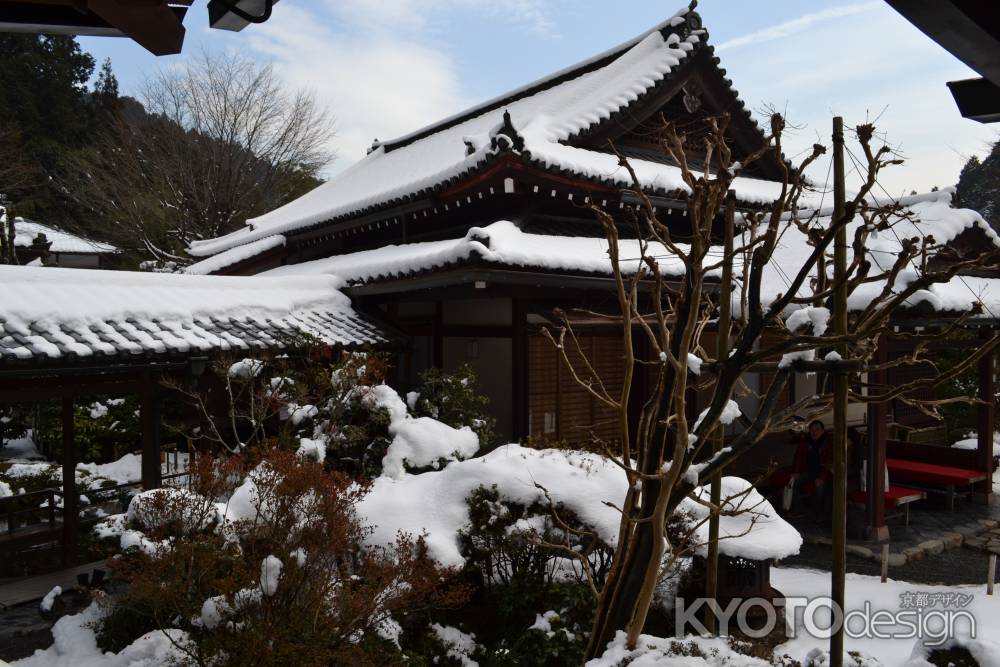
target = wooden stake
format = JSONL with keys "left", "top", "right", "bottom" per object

{"left": 704, "top": 191, "right": 735, "bottom": 634}
{"left": 830, "top": 116, "right": 849, "bottom": 667}
{"left": 880, "top": 544, "right": 889, "bottom": 583}
{"left": 989, "top": 554, "right": 996, "bottom": 596}
{"left": 61, "top": 397, "right": 78, "bottom": 567}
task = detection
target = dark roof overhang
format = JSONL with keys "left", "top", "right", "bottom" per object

{"left": 0, "top": 0, "right": 189, "bottom": 55}
{"left": 885, "top": 0, "right": 1000, "bottom": 123}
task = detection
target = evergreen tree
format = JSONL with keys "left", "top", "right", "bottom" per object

{"left": 93, "top": 58, "right": 120, "bottom": 114}
{"left": 0, "top": 34, "right": 95, "bottom": 223}
{"left": 956, "top": 144, "right": 999, "bottom": 233}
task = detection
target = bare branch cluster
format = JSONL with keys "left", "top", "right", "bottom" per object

{"left": 565, "top": 112, "right": 1000, "bottom": 657}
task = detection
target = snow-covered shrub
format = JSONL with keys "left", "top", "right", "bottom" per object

{"left": 167, "top": 349, "right": 495, "bottom": 481}
{"left": 452, "top": 484, "right": 609, "bottom": 664}
{"left": 409, "top": 364, "right": 496, "bottom": 447}
{"left": 98, "top": 450, "right": 468, "bottom": 665}
{"left": 588, "top": 632, "right": 775, "bottom": 667}
{"left": 0, "top": 403, "right": 30, "bottom": 449}
{"left": 459, "top": 484, "right": 613, "bottom": 590}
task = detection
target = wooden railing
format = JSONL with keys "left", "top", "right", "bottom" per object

{"left": 2, "top": 488, "right": 58, "bottom": 534}
{"left": 0, "top": 470, "right": 189, "bottom": 537}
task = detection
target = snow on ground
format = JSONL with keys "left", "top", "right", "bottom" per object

{"left": 1, "top": 438, "right": 189, "bottom": 496}
{"left": 12, "top": 603, "right": 191, "bottom": 667}
{"left": 1, "top": 433, "right": 42, "bottom": 460}
{"left": 772, "top": 566, "right": 1000, "bottom": 666}
{"left": 586, "top": 632, "right": 772, "bottom": 666}
{"left": 952, "top": 431, "right": 1000, "bottom": 457}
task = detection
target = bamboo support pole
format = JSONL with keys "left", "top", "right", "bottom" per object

{"left": 830, "top": 116, "right": 848, "bottom": 667}
{"left": 704, "top": 191, "right": 735, "bottom": 634}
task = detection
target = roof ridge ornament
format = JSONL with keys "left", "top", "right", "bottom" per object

{"left": 489, "top": 110, "right": 525, "bottom": 154}
{"left": 683, "top": 1, "right": 703, "bottom": 37}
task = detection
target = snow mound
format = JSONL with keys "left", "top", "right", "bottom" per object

{"left": 12, "top": 602, "right": 190, "bottom": 667}
{"left": 365, "top": 384, "right": 480, "bottom": 479}
{"left": 360, "top": 445, "right": 623, "bottom": 567}
{"left": 360, "top": 446, "right": 799, "bottom": 567}
{"left": 587, "top": 631, "right": 771, "bottom": 666}
{"left": 680, "top": 477, "right": 802, "bottom": 561}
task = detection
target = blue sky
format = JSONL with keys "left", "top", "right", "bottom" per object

{"left": 80, "top": 0, "right": 998, "bottom": 194}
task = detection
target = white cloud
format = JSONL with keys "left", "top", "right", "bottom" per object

{"left": 243, "top": 4, "right": 470, "bottom": 167}
{"left": 716, "top": 2, "right": 882, "bottom": 53}
{"left": 713, "top": 2, "right": 996, "bottom": 193}
{"left": 237, "top": 0, "right": 558, "bottom": 171}
{"left": 334, "top": 0, "right": 556, "bottom": 37}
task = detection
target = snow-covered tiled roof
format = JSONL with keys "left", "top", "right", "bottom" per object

{"left": 257, "top": 191, "right": 1000, "bottom": 318}
{"left": 258, "top": 220, "right": 717, "bottom": 284}
{"left": 185, "top": 235, "right": 285, "bottom": 276}
{"left": 187, "top": 5, "right": 786, "bottom": 266}
{"left": 12, "top": 218, "right": 118, "bottom": 254}
{"left": 0, "top": 266, "right": 391, "bottom": 365}
{"left": 745, "top": 189, "right": 1000, "bottom": 317}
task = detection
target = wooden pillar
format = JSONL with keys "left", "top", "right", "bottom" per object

{"left": 61, "top": 397, "right": 78, "bottom": 567}
{"left": 432, "top": 301, "right": 444, "bottom": 369}
{"left": 867, "top": 340, "right": 889, "bottom": 541}
{"left": 977, "top": 328, "right": 996, "bottom": 503}
{"left": 512, "top": 299, "right": 529, "bottom": 441}
{"left": 141, "top": 374, "right": 161, "bottom": 490}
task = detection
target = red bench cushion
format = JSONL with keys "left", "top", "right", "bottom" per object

{"left": 885, "top": 458, "right": 987, "bottom": 486}
{"left": 849, "top": 485, "right": 925, "bottom": 509}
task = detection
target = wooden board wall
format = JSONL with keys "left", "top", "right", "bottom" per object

{"left": 528, "top": 334, "right": 626, "bottom": 446}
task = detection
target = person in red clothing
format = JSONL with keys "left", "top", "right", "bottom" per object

{"left": 790, "top": 419, "right": 833, "bottom": 516}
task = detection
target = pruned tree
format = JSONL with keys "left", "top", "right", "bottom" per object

{"left": 544, "top": 113, "right": 1000, "bottom": 659}
{"left": 73, "top": 50, "right": 335, "bottom": 264}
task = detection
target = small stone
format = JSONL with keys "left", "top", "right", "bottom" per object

{"left": 917, "top": 539, "right": 945, "bottom": 555}
{"left": 942, "top": 532, "right": 963, "bottom": 548}
{"left": 887, "top": 553, "right": 907, "bottom": 567}
{"left": 956, "top": 524, "right": 983, "bottom": 538}
{"left": 902, "top": 547, "right": 925, "bottom": 561}
{"left": 980, "top": 519, "right": 999, "bottom": 529}
{"left": 846, "top": 545, "right": 874, "bottom": 559}
{"left": 966, "top": 537, "right": 987, "bottom": 549}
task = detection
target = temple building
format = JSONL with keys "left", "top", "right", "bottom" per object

{"left": 183, "top": 5, "right": 1000, "bottom": 542}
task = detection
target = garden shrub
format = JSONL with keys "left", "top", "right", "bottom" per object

{"left": 409, "top": 364, "right": 496, "bottom": 446}
{"left": 450, "top": 484, "right": 614, "bottom": 665}
{"left": 99, "top": 450, "right": 469, "bottom": 666}
{"left": 32, "top": 396, "right": 140, "bottom": 462}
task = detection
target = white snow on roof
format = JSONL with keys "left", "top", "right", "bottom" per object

{"left": 11, "top": 218, "right": 117, "bottom": 254}
{"left": 0, "top": 265, "right": 349, "bottom": 325}
{"left": 186, "top": 235, "right": 285, "bottom": 276}
{"left": 259, "top": 220, "right": 714, "bottom": 283}
{"left": 0, "top": 266, "right": 387, "bottom": 362}
{"left": 259, "top": 192, "right": 1000, "bottom": 318}
{"left": 744, "top": 189, "right": 1000, "bottom": 317}
{"left": 187, "top": 7, "right": 784, "bottom": 263}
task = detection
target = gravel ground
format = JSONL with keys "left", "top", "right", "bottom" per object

{"left": 782, "top": 542, "right": 996, "bottom": 586}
